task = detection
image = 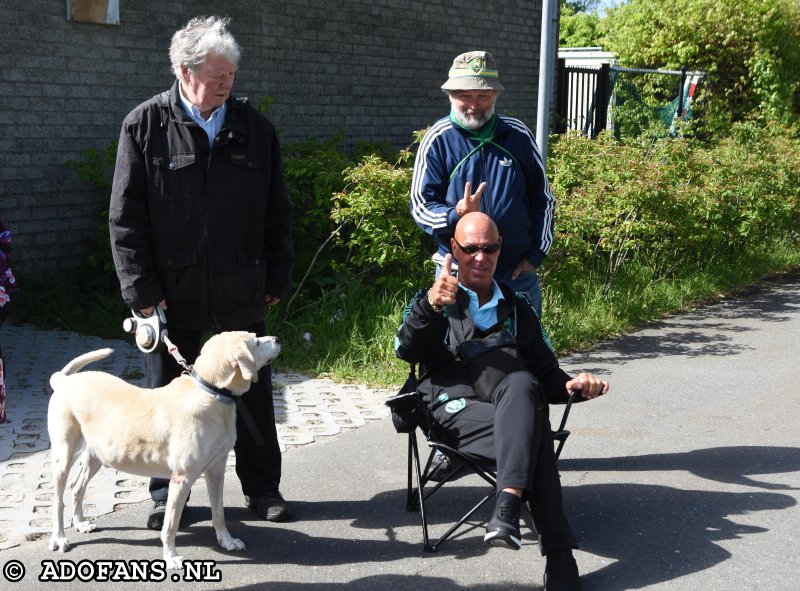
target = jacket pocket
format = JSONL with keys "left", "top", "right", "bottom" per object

{"left": 151, "top": 154, "right": 197, "bottom": 200}
{"left": 225, "top": 253, "right": 266, "bottom": 306}
{"left": 158, "top": 251, "right": 199, "bottom": 307}
{"left": 227, "top": 151, "right": 266, "bottom": 201}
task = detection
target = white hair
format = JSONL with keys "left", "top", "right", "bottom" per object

{"left": 169, "top": 15, "right": 241, "bottom": 79}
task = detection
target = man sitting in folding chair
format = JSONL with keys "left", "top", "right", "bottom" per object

{"left": 395, "top": 212, "right": 609, "bottom": 591}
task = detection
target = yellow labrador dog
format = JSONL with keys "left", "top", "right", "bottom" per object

{"left": 47, "top": 331, "right": 280, "bottom": 569}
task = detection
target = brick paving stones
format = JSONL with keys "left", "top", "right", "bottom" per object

{"left": 0, "top": 322, "right": 391, "bottom": 549}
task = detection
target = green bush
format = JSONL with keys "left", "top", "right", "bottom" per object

{"left": 282, "top": 134, "right": 353, "bottom": 294}
{"left": 65, "top": 141, "right": 118, "bottom": 277}
{"left": 24, "top": 113, "right": 800, "bottom": 385}
{"left": 330, "top": 145, "right": 431, "bottom": 290}
{"left": 547, "top": 122, "right": 800, "bottom": 297}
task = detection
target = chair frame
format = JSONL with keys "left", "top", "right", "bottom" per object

{"left": 399, "top": 390, "right": 577, "bottom": 552}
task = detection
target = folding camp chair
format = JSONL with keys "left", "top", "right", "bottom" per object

{"left": 386, "top": 374, "right": 576, "bottom": 553}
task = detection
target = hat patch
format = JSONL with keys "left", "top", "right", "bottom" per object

{"left": 469, "top": 57, "right": 486, "bottom": 74}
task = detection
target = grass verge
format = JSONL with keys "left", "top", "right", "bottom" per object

{"left": 9, "top": 241, "right": 800, "bottom": 388}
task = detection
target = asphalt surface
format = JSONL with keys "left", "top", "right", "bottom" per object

{"left": 0, "top": 272, "right": 798, "bottom": 590}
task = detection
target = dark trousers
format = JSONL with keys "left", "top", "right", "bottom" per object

{"left": 431, "top": 371, "right": 577, "bottom": 555}
{"left": 145, "top": 320, "right": 282, "bottom": 502}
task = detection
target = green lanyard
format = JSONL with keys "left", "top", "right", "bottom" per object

{"left": 448, "top": 113, "right": 521, "bottom": 181}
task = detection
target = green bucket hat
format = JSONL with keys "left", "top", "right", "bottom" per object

{"left": 441, "top": 50, "right": 505, "bottom": 92}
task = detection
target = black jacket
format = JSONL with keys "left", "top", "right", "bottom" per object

{"left": 109, "top": 81, "right": 294, "bottom": 330}
{"left": 395, "top": 285, "right": 573, "bottom": 407}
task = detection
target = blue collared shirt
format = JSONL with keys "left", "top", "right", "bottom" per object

{"left": 392, "top": 280, "right": 505, "bottom": 352}
{"left": 178, "top": 86, "right": 227, "bottom": 148}
{"left": 460, "top": 280, "right": 504, "bottom": 330}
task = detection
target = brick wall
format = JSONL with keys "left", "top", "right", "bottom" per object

{"left": 0, "top": 0, "right": 542, "bottom": 279}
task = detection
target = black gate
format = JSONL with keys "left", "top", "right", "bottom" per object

{"left": 554, "top": 60, "right": 611, "bottom": 138}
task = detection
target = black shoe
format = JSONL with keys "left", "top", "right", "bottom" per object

{"left": 246, "top": 492, "right": 293, "bottom": 522}
{"left": 146, "top": 501, "right": 167, "bottom": 531}
{"left": 428, "top": 450, "right": 455, "bottom": 482}
{"left": 146, "top": 498, "right": 189, "bottom": 531}
{"left": 544, "top": 550, "right": 581, "bottom": 591}
{"left": 483, "top": 498, "right": 522, "bottom": 550}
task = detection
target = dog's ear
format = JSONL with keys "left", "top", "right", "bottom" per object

{"left": 231, "top": 338, "right": 259, "bottom": 383}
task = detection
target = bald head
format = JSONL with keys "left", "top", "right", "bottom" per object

{"left": 451, "top": 212, "right": 501, "bottom": 295}
{"left": 455, "top": 212, "right": 499, "bottom": 243}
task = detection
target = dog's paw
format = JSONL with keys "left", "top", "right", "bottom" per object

{"left": 49, "top": 535, "right": 70, "bottom": 552}
{"left": 74, "top": 520, "right": 96, "bottom": 534}
{"left": 218, "top": 535, "right": 246, "bottom": 552}
{"left": 164, "top": 554, "right": 184, "bottom": 570}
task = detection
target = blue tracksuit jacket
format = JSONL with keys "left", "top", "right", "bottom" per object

{"left": 410, "top": 114, "right": 555, "bottom": 280}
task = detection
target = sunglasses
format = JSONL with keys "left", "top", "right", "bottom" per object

{"left": 454, "top": 238, "right": 501, "bottom": 255}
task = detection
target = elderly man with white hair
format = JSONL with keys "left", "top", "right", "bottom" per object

{"left": 109, "top": 15, "right": 294, "bottom": 530}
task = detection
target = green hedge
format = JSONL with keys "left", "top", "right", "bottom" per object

{"left": 547, "top": 122, "right": 800, "bottom": 292}
{"left": 28, "top": 119, "right": 799, "bottom": 375}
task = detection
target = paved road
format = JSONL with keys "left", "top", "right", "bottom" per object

{"left": 0, "top": 326, "right": 392, "bottom": 551}
{"left": 0, "top": 273, "right": 797, "bottom": 590}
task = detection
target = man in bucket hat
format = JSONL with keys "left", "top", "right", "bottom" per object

{"left": 410, "top": 50, "right": 554, "bottom": 319}
{"left": 410, "top": 53, "right": 579, "bottom": 589}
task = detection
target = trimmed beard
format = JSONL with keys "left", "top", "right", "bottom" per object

{"left": 450, "top": 101, "right": 496, "bottom": 130}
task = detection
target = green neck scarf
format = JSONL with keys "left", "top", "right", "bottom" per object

{"left": 448, "top": 113, "right": 519, "bottom": 180}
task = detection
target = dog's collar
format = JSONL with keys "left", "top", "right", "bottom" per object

{"left": 188, "top": 370, "right": 236, "bottom": 404}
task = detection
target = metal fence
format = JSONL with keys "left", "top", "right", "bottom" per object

{"left": 554, "top": 60, "right": 611, "bottom": 138}
{"left": 554, "top": 59, "right": 705, "bottom": 138}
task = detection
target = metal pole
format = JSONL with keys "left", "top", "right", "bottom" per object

{"left": 677, "top": 66, "right": 687, "bottom": 120}
{"left": 536, "top": 0, "right": 558, "bottom": 171}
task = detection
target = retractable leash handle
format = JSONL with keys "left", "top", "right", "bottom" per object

{"left": 121, "top": 307, "right": 188, "bottom": 371}
{"left": 122, "top": 307, "right": 168, "bottom": 354}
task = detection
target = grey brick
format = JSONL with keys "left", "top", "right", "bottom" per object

{"left": 3, "top": 0, "right": 542, "bottom": 279}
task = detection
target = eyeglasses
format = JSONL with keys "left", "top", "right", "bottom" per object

{"left": 454, "top": 238, "right": 501, "bottom": 255}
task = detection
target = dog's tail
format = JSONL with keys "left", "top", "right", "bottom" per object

{"left": 50, "top": 348, "right": 114, "bottom": 389}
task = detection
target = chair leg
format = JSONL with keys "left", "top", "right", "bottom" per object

{"left": 408, "top": 440, "right": 502, "bottom": 552}
{"left": 428, "top": 489, "right": 496, "bottom": 552}
{"left": 406, "top": 433, "right": 416, "bottom": 511}
{"left": 409, "top": 432, "right": 435, "bottom": 551}
{"left": 553, "top": 390, "right": 577, "bottom": 460}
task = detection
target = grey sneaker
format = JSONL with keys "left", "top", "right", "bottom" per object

{"left": 428, "top": 450, "right": 455, "bottom": 482}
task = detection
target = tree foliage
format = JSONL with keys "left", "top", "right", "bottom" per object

{"left": 559, "top": 2, "right": 602, "bottom": 48}
{"left": 330, "top": 136, "right": 430, "bottom": 289}
{"left": 598, "top": 0, "right": 800, "bottom": 132}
